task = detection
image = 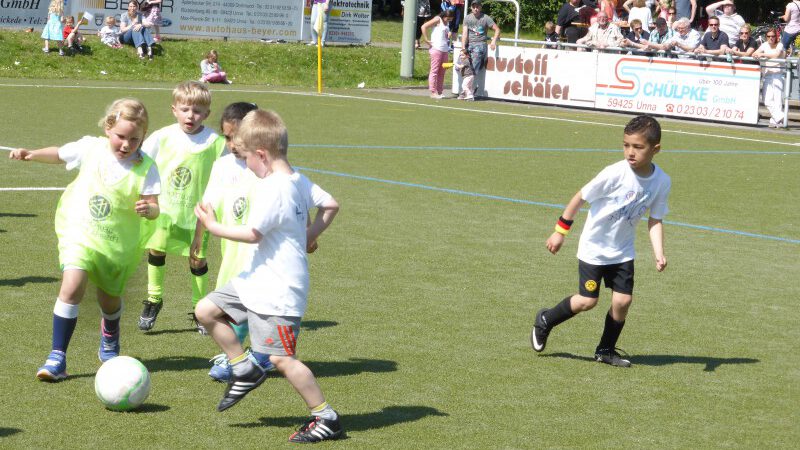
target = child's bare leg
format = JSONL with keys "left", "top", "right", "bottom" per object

{"left": 37, "top": 269, "right": 88, "bottom": 379}
{"left": 271, "top": 355, "right": 325, "bottom": 408}
{"left": 195, "top": 298, "right": 243, "bottom": 358}
{"left": 609, "top": 291, "right": 632, "bottom": 321}
{"left": 58, "top": 269, "right": 88, "bottom": 304}
{"left": 569, "top": 294, "right": 599, "bottom": 313}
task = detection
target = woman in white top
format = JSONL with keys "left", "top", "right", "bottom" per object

{"left": 753, "top": 28, "right": 786, "bottom": 128}
{"left": 781, "top": 0, "right": 800, "bottom": 52}
{"left": 624, "top": 0, "right": 653, "bottom": 30}
{"left": 421, "top": 9, "right": 456, "bottom": 99}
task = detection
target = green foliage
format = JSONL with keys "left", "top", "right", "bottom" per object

{"left": 0, "top": 28, "right": 431, "bottom": 89}
{"left": 484, "top": 0, "right": 564, "bottom": 32}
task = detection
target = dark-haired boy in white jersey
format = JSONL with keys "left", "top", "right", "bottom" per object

{"left": 532, "top": 115, "right": 671, "bottom": 367}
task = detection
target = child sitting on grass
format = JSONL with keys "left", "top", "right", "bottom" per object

{"left": 99, "top": 16, "right": 123, "bottom": 49}
{"left": 200, "top": 50, "right": 232, "bottom": 84}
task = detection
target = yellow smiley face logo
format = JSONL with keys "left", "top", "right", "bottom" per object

{"left": 584, "top": 280, "right": 598, "bottom": 292}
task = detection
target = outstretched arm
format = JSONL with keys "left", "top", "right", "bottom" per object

{"left": 8, "top": 146, "right": 63, "bottom": 164}
{"left": 545, "top": 190, "right": 585, "bottom": 255}
{"left": 648, "top": 217, "right": 667, "bottom": 271}
{"left": 195, "top": 202, "right": 262, "bottom": 243}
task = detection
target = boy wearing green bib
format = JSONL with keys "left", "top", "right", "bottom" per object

{"left": 9, "top": 99, "right": 161, "bottom": 381}
{"left": 139, "top": 81, "right": 226, "bottom": 333}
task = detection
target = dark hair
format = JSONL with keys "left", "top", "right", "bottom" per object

{"left": 440, "top": 8, "right": 456, "bottom": 19}
{"left": 220, "top": 102, "right": 259, "bottom": 129}
{"left": 624, "top": 115, "right": 661, "bottom": 145}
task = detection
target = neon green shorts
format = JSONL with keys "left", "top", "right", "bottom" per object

{"left": 59, "top": 244, "right": 140, "bottom": 297}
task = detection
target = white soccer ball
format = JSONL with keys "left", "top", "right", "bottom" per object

{"left": 94, "top": 356, "right": 151, "bottom": 411}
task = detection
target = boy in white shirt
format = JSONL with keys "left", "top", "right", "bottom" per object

{"left": 531, "top": 115, "right": 671, "bottom": 368}
{"left": 194, "top": 109, "right": 342, "bottom": 443}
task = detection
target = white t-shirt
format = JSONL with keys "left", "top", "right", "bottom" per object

{"left": 577, "top": 160, "right": 671, "bottom": 265}
{"left": 756, "top": 42, "right": 786, "bottom": 73}
{"left": 141, "top": 124, "right": 223, "bottom": 160}
{"left": 232, "top": 171, "right": 332, "bottom": 317}
{"left": 714, "top": 11, "right": 745, "bottom": 47}
{"left": 59, "top": 136, "right": 161, "bottom": 195}
{"left": 628, "top": 6, "right": 653, "bottom": 30}
{"left": 431, "top": 16, "right": 451, "bottom": 52}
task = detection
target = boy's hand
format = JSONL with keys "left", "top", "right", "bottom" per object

{"left": 307, "top": 239, "right": 318, "bottom": 254}
{"left": 194, "top": 202, "right": 217, "bottom": 227}
{"left": 655, "top": 255, "right": 667, "bottom": 272}
{"left": 9, "top": 148, "right": 31, "bottom": 161}
{"left": 545, "top": 232, "right": 565, "bottom": 255}
{"left": 134, "top": 199, "right": 152, "bottom": 217}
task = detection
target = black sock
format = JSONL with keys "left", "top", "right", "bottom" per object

{"left": 596, "top": 310, "right": 625, "bottom": 353}
{"left": 542, "top": 296, "right": 576, "bottom": 329}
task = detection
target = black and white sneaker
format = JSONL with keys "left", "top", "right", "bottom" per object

{"left": 595, "top": 348, "right": 632, "bottom": 368}
{"left": 288, "top": 414, "right": 344, "bottom": 443}
{"left": 138, "top": 297, "right": 163, "bottom": 331}
{"left": 530, "top": 308, "right": 550, "bottom": 352}
{"left": 217, "top": 362, "right": 267, "bottom": 411}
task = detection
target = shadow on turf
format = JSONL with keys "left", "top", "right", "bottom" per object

{"left": 0, "top": 213, "right": 36, "bottom": 218}
{"left": 231, "top": 405, "right": 448, "bottom": 432}
{"left": 0, "top": 427, "right": 23, "bottom": 437}
{"left": 301, "top": 320, "right": 338, "bottom": 331}
{"left": 0, "top": 276, "right": 59, "bottom": 287}
{"left": 305, "top": 358, "right": 397, "bottom": 378}
{"left": 127, "top": 403, "right": 170, "bottom": 414}
{"left": 69, "top": 355, "right": 210, "bottom": 380}
{"left": 541, "top": 352, "right": 759, "bottom": 371}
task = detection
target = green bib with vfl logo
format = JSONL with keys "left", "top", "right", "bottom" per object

{"left": 143, "top": 133, "right": 225, "bottom": 254}
{"left": 215, "top": 169, "right": 258, "bottom": 287}
{"left": 55, "top": 139, "right": 154, "bottom": 268}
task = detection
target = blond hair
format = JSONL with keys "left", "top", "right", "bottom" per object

{"left": 235, "top": 110, "right": 288, "bottom": 157}
{"left": 48, "top": 0, "right": 63, "bottom": 15}
{"left": 172, "top": 81, "right": 212, "bottom": 108}
{"left": 634, "top": 0, "right": 645, "bottom": 8}
{"left": 206, "top": 49, "right": 219, "bottom": 60}
{"left": 98, "top": 98, "right": 149, "bottom": 138}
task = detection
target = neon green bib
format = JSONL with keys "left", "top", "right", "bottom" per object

{"left": 215, "top": 168, "right": 258, "bottom": 287}
{"left": 55, "top": 139, "right": 154, "bottom": 267}
{"left": 143, "top": 131, "right": 225, "bottom": 254}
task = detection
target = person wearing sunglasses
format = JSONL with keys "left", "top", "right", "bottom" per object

{"left": 694, "top": 16, "right": 729, "bottom": 56}
{"left": 752, "top": 28, "right": 787, "bottom": 128}
{"left": 705, "top": 1, "right": 745, "bottom": 47}
{"left": 725, "top": 25, "right": 756, "bottom": 60}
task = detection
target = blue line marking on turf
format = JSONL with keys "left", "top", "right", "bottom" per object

{"left": 296, "top": 166, "right": 800, "bottom": 245}
{"left": 292, "top": 144, "right": 800, "bottom": 155}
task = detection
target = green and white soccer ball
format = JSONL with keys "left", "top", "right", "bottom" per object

{"left": 94, "top": 356, "right": 151, "bottom": 411}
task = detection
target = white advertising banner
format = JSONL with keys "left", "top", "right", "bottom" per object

{"left": 0, "top": 0, "right": 50, "bottom": 29}
{"left": 301, "top": 0, "right": 372, "bottom": 45}
{"left": 594, "top": 53, "right": 762, "bottom": 124}
{"left": 458, "top": 45, "right": 597, "bottom": 108}
{"left": 64, "top": 0, "right": 304, "bottom": 41}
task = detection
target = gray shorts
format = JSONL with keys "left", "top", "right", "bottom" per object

{"left": 206, "top": 282, "right": 301, "bottom": 356}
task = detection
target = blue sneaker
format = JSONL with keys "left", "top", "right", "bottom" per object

{"left": 36, "top": 350, "right": 67, "bottom": 381}
{"left": 98, "top": 319, "right": 120, "bottom": 362}
{"left": 208, "top": 352, "right": 274, "bottom": 383}
{"left": 208, "top": 353, "right": 232, "bottom": 383}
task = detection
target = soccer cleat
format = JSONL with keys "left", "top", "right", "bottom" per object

{"left": 288, "top": 414, "right": 344, "bottom": 443}
{"left": 36, "top": 350, "right": 68, "bottom": 382}
{"left": 98, "top": 319, "right": 120, "bottom": 362}
{"left": 217, "top": 361, "right": 267, "bottom": 412}
{"left": 189, "top": 312, "right": 208, "bottom": 335}
{"left": 595, "top": 348, "right": 632, "bottom": 368}
{"left": 531, "top": 308, "right": 550, "bottom": 352}
{"left": 138, "top": 297, "right": 163, "bottom": 331}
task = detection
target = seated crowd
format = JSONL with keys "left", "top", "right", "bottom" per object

{"left": 553, "top": 0, "right": 784, "bottom": 62}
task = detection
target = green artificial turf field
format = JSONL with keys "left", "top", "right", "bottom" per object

{"left": 0, "top": 80, "right": 798, "bottom": 448}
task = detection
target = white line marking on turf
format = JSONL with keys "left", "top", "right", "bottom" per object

{"left": 1, "top": 82, "right": 798, "bottom": 147}
{"left": 0, "top": 187, "right": 65, "bottom": 191}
